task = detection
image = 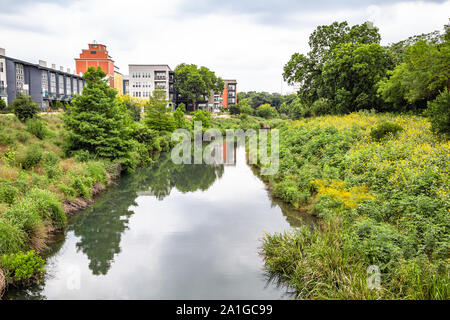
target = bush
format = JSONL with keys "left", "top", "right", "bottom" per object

{"left": 26, "top": 118, "right": 48, "bottom": 139}
{"left": 11, "top": 94, "right": 40, "bottom": 122}
{"left": 370, "top": 121, "right": 404, "bottom": 141}
{"left": 43, "top": 151, "right": 59, "bottom": 166}
{"left": 26, "top": 188, "right": 66, "bottom": 229}
{"left": 0, "top": 183, "right": 19, "bottom": 205}
{"left": 310, "top": 98, "right": 332, "bottom": 116}
{"left": 0, "top": 219, "right": 26, "bottom": 255}
{"left": 240, "top": 113, "right": 248, "bottom": 121}
{"left": 0, "top": 99, "right": 7, "bottom": 112}
{"left": 256, "top": 104, "right": 278, "bottom": 119}
{"left": 425, "top": 90, "right": 450, "bottom": 138}
{"left": 192, "top": 110, "right": 211, "bottom": 128}
{"left": 0, "top": 250, "right": 45, "bottom": 282}
{"left": 3, "top": 200, "right": 44, "bottom": 236}
{"left": 229, "top": 104, "right": 240, "bottom": 115}
{"left": 73, "top": 149, "right": 95, "bottom": 162}
{"left": 15, "top": 131, "right": 30, "bottom": 143}
{"left": 239, "top": 104, "right": 254, "bottom": 115}
{"left": 18, "top": 144, "right": 43, "bottom": 170}
{"left": 173, "top": 105, "right": 187, "bottom": 129}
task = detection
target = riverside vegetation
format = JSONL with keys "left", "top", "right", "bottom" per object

{"left": 0, "top": 20, "right": 448, "bottom": 300}
{"left": 0, "top": 67, "right": 177, "bottom": 297}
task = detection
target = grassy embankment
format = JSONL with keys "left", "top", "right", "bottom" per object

{"left": 0, "top": 113, "right": 123, "bottom": 296}
{"left": 256, "top": 112, "right": 449, "bottom": 299}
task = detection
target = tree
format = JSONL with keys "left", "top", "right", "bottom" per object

{"left": 144, "top": 89, "right": 176, "bottom": 132}
{"left": 11, "top": 94, "right": 40, "bottom": 122}
{"left": 192, "top": 110, "right": 211, "bottom": 128}
{"left": 425, "top": 90, "right": 450, "bottom": 138}
{"left": 378, "top": 35, "right": 450, "bottom": 110}
{"left": 322, "top": 42, "right": 391, "bottom": 113}
{"left": 118, "top": 94, "right": 145, "bottom": 121}
{"left": 238, "top": 99, "right": 253, "bottom": 115}
{"left": 174, "top": 63, "right": 224, "bottom": 111}
{"left": 283, "top": 21, "right": 381, "bottom": 106}
{"left": 256, "top": 104, "right": 278, "bottom": 119}
{"left": 229, "top": 104, "right": 240, "bottom": 115}
{"left": 63, "top": 66, "right": 134, "bottom": 160}
{"left": 173, "top": 104, "right": 187, "bottom": 129}
{"left": 0, "top": 99, "right": 6, "bottom": 112}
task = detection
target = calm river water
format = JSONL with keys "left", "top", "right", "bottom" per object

{"left": 7, "top": 145, "right": 315, "bottom": 299}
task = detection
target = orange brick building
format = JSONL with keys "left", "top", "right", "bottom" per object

{"left": 75, "top": 42, "right": 115, "bottom": 88}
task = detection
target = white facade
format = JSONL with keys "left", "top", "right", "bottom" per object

{"left": 0, "top": 54, "right": 6, "bottom": 103}
{"left": 128, "top": 64, "right": 171, "bottom": 100}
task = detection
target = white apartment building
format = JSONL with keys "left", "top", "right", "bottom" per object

{"left": 0, "top": 48, "right": 7, "bottom": 103}
{"left": 128, "top": 64, "right": 174, "bottom": 104}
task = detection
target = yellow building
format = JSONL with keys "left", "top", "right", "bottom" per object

{"left": 114, "top": 71, "right": 124, "bottom": 95}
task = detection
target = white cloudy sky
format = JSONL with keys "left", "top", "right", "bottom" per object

{"left": 0, "top": 0, "right": 449, "bottom": 92}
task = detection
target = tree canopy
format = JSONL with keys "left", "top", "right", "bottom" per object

{"left": 283, "top": 21, "right": 382, "bottom": 105}
{"left": 63, "top": 66, "right": 134, "bottom": 160}
{"left": 174, "top": 64, "right": 224, "bottom": 110}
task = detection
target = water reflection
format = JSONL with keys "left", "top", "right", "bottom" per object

{"left": 72, "top": 154, "right": 225, "bottom": 276}
{"left": 7, "top": 143, "right": 314, "bottom": 300}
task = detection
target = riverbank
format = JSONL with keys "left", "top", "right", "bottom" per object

{"left": 0, "top": 114, "right": 130, "bottom": 297}
{"left": 257, "top": 112, "right": 449, "bottom": 299}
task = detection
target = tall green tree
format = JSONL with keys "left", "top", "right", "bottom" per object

{"left": 174, "top": 64, "right": 224, "bottom": 110}
{"left": 283, "top": 21, "right": 381, "bottom": 105}
{"left": 63, "top": 66, "right": 134, "bottom": 160}
{"left": 378, "top": 35, "right": 450, "bottom": 110}
{"left": 144, "top": 89, "right": 176, "bottom": 132}
{"left": 322, "top": 42, "right": 391, "bottom": 113}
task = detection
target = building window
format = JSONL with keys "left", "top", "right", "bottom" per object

{"left": 41, "top": 71, "right": 49, "bottom": 94}
{"left": 90, "top": 51, "right": 96, "bottom": 54}
{"left": 50, "top": 73, "right": 56, "bottom": 93}
{"left": 66, "top": 78, "right": 71, "bottom": 95}
{"left": 58, "top": 75, "right": 64, "bottom": 94}
{"left": 0, "top": 62, "right": 3, "bottom": 73}
{"left": 15, "top": 64, "right": 24, "bottom": 90}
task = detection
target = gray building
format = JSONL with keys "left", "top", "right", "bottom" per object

{"left": 128, "top": 64, "right": 175, "bottom": 107}
{"left": 0, "top": 47, "right": 85, "bottom": 110}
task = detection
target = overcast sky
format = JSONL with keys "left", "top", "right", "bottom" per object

{"left": 0, "top": 0, "right": 449, "bottom": 92}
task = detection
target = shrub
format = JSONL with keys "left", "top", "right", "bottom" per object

{"left": 72, "top": 176, "right": 91, "bottom": 199}
{"left": 425, "top": 90, "right": 450, "bottom": 138}
{"left": 43, "top": 151, "right": 59, "bottom": 166}
{"left": 370, "top": 121, "right": 403, "bottom": 141}
{"left": 0, "top": 98, "right": 7, "bottom": 112}
{"left": 310, "top": 98, "right": 332, "bottom": 116}
{"left": 173, "top": 105, "right": 187, "bottom": 128}
{"left": 192, "top": 110, "right": 211, "bottom": 128}
{"left": 18, "top": 144, "right": 43, "bottom": 170}
{"left": 239, "top": 104, "right": 254, "bottom": 115}
{"left": 11, "top": 94, "right": 40, "bottom": 122}
{"left": 86, "top": 162, "right": 108, "bottom": 186}
{"left": 0, "top": 183, "right": 19, "bottom": 205}
{"left": 26, "top": 118, "right": 48, "bottom": 139}
{"left": 229, "top": 104, "right": 240, "bottom": 115}
{"left": 73, "top": 149, "right": 95, "bottom": 162}
{"left": 27, "top": 188, "right": 66, "bottom": 229}
{"left": 0, "top": 219, "right": 26, "bottom": 255}
{"left": 256, "top": 104, "right": 278, "bottom": 119}
{"left": 0, "top": 250, "right": 45, "bottom": 282}
{"left": 15, "top": 131, "right": 30, "bottom": 143}
{"left": 240, "top": 113, "right": 248, "bottom": 121}
{"left": 3, "top": 200, "right": 44, "bottom": 236}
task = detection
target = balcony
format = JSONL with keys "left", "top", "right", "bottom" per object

{"left": 155, "top": 76, "right": 166, "bottom": 81}
{"left": 0, "top": 86, "right": 7, "bottom": 97}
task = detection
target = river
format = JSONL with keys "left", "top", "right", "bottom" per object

{"left": 6, "top": 144, "right": 315, "bottom": 299}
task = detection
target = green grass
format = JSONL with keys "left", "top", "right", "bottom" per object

{"left": 259, "top": 112, "right": 449, "bottom": 300}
